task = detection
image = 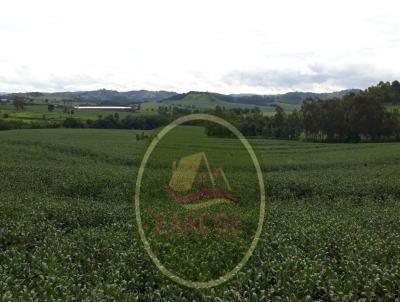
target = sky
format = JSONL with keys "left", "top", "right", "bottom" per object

{"left": 1, "top": 0, "right": 400, "bottom": 94}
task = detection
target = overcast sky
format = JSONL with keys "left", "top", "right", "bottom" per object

{"left": 1, "top": 0, "right": 400, "bottom": 94}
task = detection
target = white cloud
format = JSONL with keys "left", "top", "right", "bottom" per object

{"left": 0, "top": 0, "right": 399, "bottom": 93}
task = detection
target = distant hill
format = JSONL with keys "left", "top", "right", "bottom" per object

{"left": 159, "top": 91, "right": 267, "bottom": 110}
{"left": 54, "top": 89, "right": 178, "bottom": 105}
{"left": 3, "top": 88, "right": 361, "bottom": 110}
{"left": 161, "top": 89, "right": 361, "bottom": 108}
{"left": 269, "top": 90, "right": 361, "bottom": 105}
{"left": 5, "top": 89, "right": 178, "bottom": 105}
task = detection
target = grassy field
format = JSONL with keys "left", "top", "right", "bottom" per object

{"left": 141, "top": 92, "right": 300, "bottom": 115}
{"left": 0, "top": 104, "right": 140, "bottom": 123}
{"left": 1, "top": 127, "right": 400, "bottom": 300}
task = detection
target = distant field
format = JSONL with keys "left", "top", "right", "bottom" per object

{"left": 143, "top": 99, "right": 298, "bottom": 115}
{"left": 1, "top": 127, "right": 400, "bottom": 300}
{"left": 159, "top": 93, "right": 285, "bottom": 112}
{"left": 0, "top": 98, "right": 300, "bottom": 124}
{"left": 162, "top": 93, "right": 261, "bottom": 109}
{"left": 0, "top": 104, "right": 141, "bottom": 123}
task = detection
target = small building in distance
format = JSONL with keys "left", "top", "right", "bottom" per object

{"left": 73, "top": 105, "right": 139, "bottom": 112}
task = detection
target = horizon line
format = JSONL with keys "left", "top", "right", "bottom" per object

{"left": 0, "top": 87, "right": 364, "bottom": 97}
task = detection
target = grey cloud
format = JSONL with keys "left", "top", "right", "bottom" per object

{"left": 46, "top": 74, "right": 105, "bottom": 91}
{"left": 0, "top": 70, "right": 107, "bottom": 92}
{"left": 223, "top": 64, "right": 399, "bottom": 91}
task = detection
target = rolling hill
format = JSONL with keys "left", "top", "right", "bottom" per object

{"left": 159, "top": 91, "right": 274, "bottom": 110}
{"left": 158, "top": 90, "right": 360, "bottom": 112}
{"left": 4, "top": 89, "right": 178, "bottom": 105}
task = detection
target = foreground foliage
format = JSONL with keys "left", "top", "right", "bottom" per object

{"left": 1, "top": 128, "right": 400, "bottom": 301}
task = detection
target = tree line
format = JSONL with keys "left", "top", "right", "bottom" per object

{"left": 62, "top": 113, "right": 170, "bottom": 130}
{"left": 206, "top": 81, "right": 400, "bottom": 142}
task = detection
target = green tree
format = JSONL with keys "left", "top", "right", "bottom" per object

{"left": 272, "top": 105, "right": 287, "bottom": 138}
{"left": 13, "top": 96, "right": 26, "bottom": 111}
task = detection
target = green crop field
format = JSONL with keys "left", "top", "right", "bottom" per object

{"left": 1, "top": 127, "right": 400, "bottom": 300}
